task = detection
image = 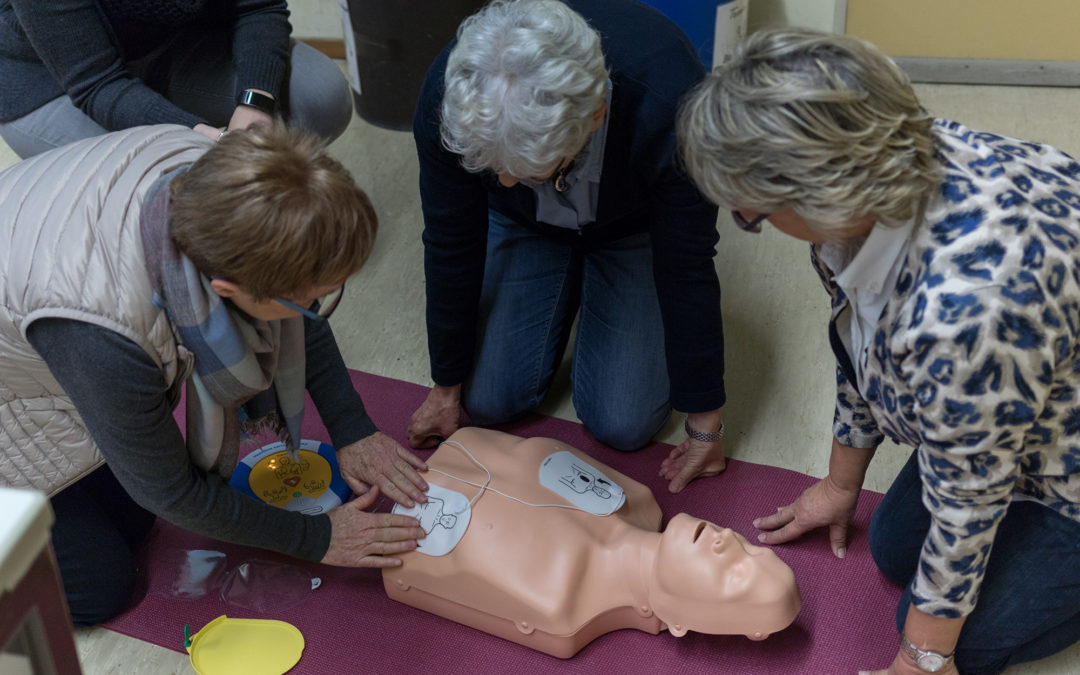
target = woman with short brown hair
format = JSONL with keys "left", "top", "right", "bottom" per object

{"left": 0, "top": 122, "right": 427, "bottom": 624}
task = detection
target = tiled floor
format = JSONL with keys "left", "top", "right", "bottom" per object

{"left": 5, "top": 80, "right": 1079, "bottom": 673}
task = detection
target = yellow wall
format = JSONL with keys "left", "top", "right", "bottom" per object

{"left": 846, "top": 0, "right": 1080, "bottom": 61}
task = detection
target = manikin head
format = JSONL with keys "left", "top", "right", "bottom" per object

{"left": 648, "top": 514, "right": 800, "bottom": 639}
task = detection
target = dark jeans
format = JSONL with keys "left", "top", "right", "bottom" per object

{"left": 869, "top": 451, "right": 1080, "bottom": 674}
{"left": 463, "top": 211, "right": 671, "bottom": 451}
{"left": 49, "top": 465, "right": 156, "bottom": 625}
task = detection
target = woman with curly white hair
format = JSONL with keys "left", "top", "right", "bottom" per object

{"left": 679, "top": 27, "right": 1080, "bottom": 675}
{"left": 408, "top": 0, "right": 728, "bottom": 493}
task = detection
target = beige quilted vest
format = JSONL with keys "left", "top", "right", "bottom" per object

{"left": 0, "top": 125, "right": 212, "bottom": 495}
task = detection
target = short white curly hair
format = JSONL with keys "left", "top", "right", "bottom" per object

{"left": 440, "top": 0, "right": 609, "bottom": 179}
{"left": 678, "top": 28, "right": 940, "bottom": 233}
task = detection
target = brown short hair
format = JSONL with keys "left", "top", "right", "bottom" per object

{"left": 169, "top": 122, "right": 377, "bottom": 300}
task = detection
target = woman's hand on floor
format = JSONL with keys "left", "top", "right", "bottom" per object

{"left": 660, "top": 436, "right": 726, "bottom": 493}
{"left": 753, "top": 473, "right": 860, "bottom": 558}
{"left": 407, "top": 384, "right": 462, "bottom": 449}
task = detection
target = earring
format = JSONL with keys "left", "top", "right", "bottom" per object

{"left": 552, "top": 161, "right": 575, "bottom": 193}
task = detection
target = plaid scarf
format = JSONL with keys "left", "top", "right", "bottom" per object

{"left": 140, "top": 167, "right": 306, "bottom": 477}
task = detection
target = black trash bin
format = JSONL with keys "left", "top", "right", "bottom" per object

{"left": 345, "top": 0, "right": 485, "bottom": 131}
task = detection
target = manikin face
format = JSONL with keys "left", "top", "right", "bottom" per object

{"left": 649, "top": 514, "right": 800, "bottom": 638}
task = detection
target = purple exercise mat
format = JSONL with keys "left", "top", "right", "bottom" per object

{"left": 104, "top": 370, "right": 902, "bottom": 673}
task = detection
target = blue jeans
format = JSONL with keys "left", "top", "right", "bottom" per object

{"left": 0, "top": 31, "right": 351, "bottom": 158}
{"left": 463, "top": 212, "right": 670, "bottom": 450}
{"left": 869, "top": 451, "right": 1080, "bottom": 674}
{"left": 50, "top": 465, "right": 157, "bottom": 625}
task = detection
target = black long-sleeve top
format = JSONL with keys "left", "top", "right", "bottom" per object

{"left": 0, "top": 0, "right": 291, "bottom": 127}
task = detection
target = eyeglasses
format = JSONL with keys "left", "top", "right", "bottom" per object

{"left": 274, "top": 282, "right": 346, "bottom": 322}
{"left": 731, "top": 210, "right": 770, "bottom": 233}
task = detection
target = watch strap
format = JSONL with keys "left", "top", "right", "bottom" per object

{"left": 238, "top": 90, "right": 277, "bottom": 115}
{"left": 899, "top": 632, "right": 954, "bottom": 672}
{"left": 684, "top": 418, "right": 725, "bottom": 443}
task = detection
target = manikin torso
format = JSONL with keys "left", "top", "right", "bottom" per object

{"left": 383, "top": 427, "right": 800, "bottom": 658}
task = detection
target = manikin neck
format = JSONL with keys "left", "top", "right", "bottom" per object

{"left": 610, "top": 523, "right": 662, "bottom": 616}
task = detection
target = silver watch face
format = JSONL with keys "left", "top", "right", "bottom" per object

{"left": 916, "top": 653, "right": 947, "bottom": 672}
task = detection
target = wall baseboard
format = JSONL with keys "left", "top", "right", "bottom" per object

{"left": 895, "top": 57, "right": 1080, "bottom": 87}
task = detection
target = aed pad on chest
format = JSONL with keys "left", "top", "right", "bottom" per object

{"left": 539, "top": 450, "right": 625, "bottom": 515}
{"left": 393, "top": 483, "right": 472, "bottom": 556}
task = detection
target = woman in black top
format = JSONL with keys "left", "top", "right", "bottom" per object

{"left": 0, "top": 0, "right": 353, "bottom": 157}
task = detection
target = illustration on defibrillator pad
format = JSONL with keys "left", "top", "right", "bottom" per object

{"left": 563, "top": 462, "right": 612, "bottom": 498}
{"left": 415, "top": 496, "right": 459, "bottom": 532}
{"left": 393, "top": 483, "right": 471, "bottom": 556}
{"left": 540, "top": 450, "right": 625, "bottom": 515}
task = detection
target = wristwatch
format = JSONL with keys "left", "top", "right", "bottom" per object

{"left": 900, "top": 632, "right": 954, "bottom": 672}
{"left": 238, "top": 89, "right": 277, "bottom": 115}
{"left": 684, "top": 418, "right": 725, "bottom": 443}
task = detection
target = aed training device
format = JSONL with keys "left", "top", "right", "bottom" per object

{"left": 185, "top": 615, "right": 304, "bottom": 675}
{"left": 230, "top": 439, "right": 350, "bottom": 514}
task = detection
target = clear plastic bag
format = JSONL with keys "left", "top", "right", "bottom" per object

{"left": 156, "top": 549, "right": 229, "bottom": 599}
{"left": 220, "top": 559, "right": 321, "bottom": 613}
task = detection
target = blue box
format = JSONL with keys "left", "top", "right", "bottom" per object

{"left": 641, "top": 0, "right": 739, "bottom": 67}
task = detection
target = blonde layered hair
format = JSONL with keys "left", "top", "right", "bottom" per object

{"left": 440, "top": 0, "right": 609, "bottom": 178}
{"left": 170, "top": 122, "right": 377, "bottom": 300}
{"left": 678, "top": 28, "right": 939, "bottom": 232}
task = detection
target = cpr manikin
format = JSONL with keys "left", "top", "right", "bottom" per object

{"left": 384, "top": 428, "right": 801, "bottom": 658}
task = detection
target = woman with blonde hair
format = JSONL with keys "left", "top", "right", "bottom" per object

{"left": 680, "top": 27, "right": 1080, "bottom": 675}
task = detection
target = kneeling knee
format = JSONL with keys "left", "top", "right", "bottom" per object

{"left": 576, "top": 391, "right": 669, "bottom": 451}
{"left": 463, "top": 392, "right": 533, "bottom": 427}
{"left": 68, "top": 561, "right": 139, "bottom": 626}
{"left": 952, "top": 647, "right": 1012, "bottom": 675}
{"left": 868, "top": 511, "right": 917, "bottom": 588}
{"left": 584, "top": 416, "right": 663, "bottom": 452}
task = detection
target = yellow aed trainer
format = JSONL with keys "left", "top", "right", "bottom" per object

{"left": 184, "top": 615, "right": 305, "bottom": 675}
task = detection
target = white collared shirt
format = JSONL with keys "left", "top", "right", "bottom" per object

{"left": 526, "top": 81, "right": 613, "bottom": 229}
{"left": 818, "top": 219, "right": 916, "bottom": 388}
